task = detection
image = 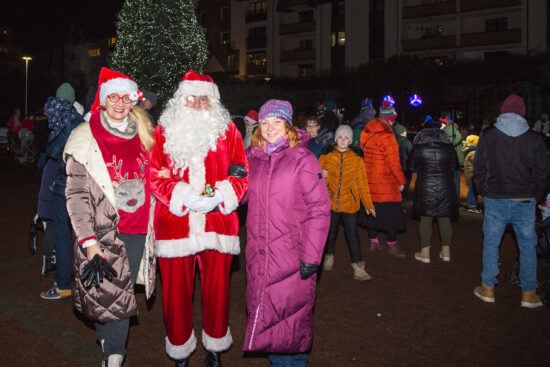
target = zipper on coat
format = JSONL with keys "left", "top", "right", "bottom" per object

{"left": 249, "top": 153, "right": 273, "bottom": 348}
{"left": 335, "top": 151, "right": 344, "bottom": 211}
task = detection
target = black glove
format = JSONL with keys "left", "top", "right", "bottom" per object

{"left": 80, "top": 254, "right": 118, "bottom": 289}
{"left": 228, "top": 164, "right": 247, "bottom": 178}
{"left": 300, "top": 261, "right": 318, "bottom": 280}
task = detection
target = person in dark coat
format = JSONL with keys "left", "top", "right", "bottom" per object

{"left": 407, "top": 121, "right": 458, "bottom": 263}
{"left": 40, "top": 83, "right": 85, "bottom": 300}
{"left": 393, "top": 123, "right": 413, "bottom": 202}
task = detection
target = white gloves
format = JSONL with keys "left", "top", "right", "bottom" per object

{"left": 182, "top": 190, "right": 224, "bottom": 214}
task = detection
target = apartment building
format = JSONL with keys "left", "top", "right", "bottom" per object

{"left": 200, "top": 0, "right": 549, "bottom": 79}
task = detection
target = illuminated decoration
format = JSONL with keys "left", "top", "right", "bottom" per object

{"left": 88, "top": 48, "right": 101, "bottom": 57}
{"left": 110, "top": 0, "right": 208, "bottom": 108}
{"left": 383, "top": 95, "right": 395, "bottom": 106}
{"left": 409, "top": 94, "right": 422, "bottom": 107}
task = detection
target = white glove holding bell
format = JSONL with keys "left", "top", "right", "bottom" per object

{"left": 193, "top": 190, "right": 224, "bottom": 214}
{"left": 182, "top": 190, "right": 203, "bottom": 212}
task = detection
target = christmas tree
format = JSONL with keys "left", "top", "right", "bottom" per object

{"left": 110, "top": 0, "right": 208, "bottom": 108}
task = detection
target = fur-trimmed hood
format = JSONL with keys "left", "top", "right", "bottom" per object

{"left": 413, "top": 128, "right": 450, "bottom": 145}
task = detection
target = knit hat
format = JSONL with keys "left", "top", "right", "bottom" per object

{"left": 361, "top": 97, "right": 373, "bottom": 109}
{"left": 244, "top": 110, "right": 258, "bottom": 125}
{"left": 142, "top": 90, "right": 157, "bottom": 107}
{"left": 258, "top": 99, "right": 293, "bottom": 125}
{"left": 91, "top": 67, "right": 142, "bottom": 112}
{"left": 176, "top": 70, "right": 220, "bottom": 100}
{"left": 393, "top": 123, "right": 406, "bottom": 135}
{"left": 500, "top": 94, "right": 526, "bottom": 117}
{"left": 424, "top": 119, "right": 443, "bottom": 129}
{"left": 325, "top": 100, "right": 337, "bottom": 111}
{"left": 335, "top": 124, "right": 353, "bottom": 142}
{"left": 379, "top": 100, "right": 397, "bottom": 120}
{"left": 466, "top": 134, "right": 479, "bottom": 146}
{"left": 56, "top": 82, "right": 75, "bottom": 104}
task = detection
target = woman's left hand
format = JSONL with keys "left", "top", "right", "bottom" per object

{"left": 366, "top": 208, "right": 376, "bottom": 218}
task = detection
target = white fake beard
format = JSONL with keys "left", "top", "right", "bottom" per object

{"left": 159, "top": 96, "right": 230, "bottom": 177}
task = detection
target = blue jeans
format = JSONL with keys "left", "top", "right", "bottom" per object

{"left": 54, "top": 192, "right": 73, "bottom": 290}
{"left": 269, "top": 353, "right": 308, "bottom": 367}
{"left": 453, "top": 169, "right": 461, "bottom": 199}
{"left": 467, "top": 185, "right": 478, "bottom": 208}
{"left": 481, "top": 197, "right": 538, "bottom": 291}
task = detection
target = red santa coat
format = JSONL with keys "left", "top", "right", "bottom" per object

{"left": 150, "top": 122, "right": 248, "bottom": 257}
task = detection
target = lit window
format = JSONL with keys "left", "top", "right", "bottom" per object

{"left": 331, "top": 33, "right": 336, "bottom": 47}
{"left": 337, "top": 32, "right": 345, "bottom": 46}
{"left": 220, "top": 32, "right": 229, "bottom": 46}
{"left": 108, "top": 37, "right": 116, "bottom": 48}
{"left": 88, "top": 48, "right": 101, "bottom": 57}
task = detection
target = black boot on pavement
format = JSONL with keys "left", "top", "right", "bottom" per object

{"left": 205, "top": 350, "right": 222, "bottom": 367}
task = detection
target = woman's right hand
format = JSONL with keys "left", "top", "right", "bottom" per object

{"left": 86, "top": 244, "right": 103, "bottom": 261}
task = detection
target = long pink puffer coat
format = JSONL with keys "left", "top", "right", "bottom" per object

{"left": 243, "top": 131, "right": 330, "bottom": 353}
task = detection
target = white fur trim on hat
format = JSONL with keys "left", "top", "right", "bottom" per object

{"left": 202, "top": 328, "right": 233, "bottom": 352}
{"left": 244, "top": 116, "right": 258, "bottom": 125}
{"left": 177, "top": 80, "right": 220, "bottom": 100}
{"left": 166, "top": 331, "right": 197, "bottom": 360}
{"left": 99, "top": 78, "right": 138, "bottom": 106}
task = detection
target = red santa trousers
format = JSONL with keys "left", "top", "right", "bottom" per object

{"left": 159, "top": 250, "right": 233, "bottom": 359}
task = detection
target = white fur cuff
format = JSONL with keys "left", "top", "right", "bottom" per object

{"left": 166, "top": 331, "right": 197, "bottom": 360}
{"left": 202, "top": 328, "right": 233, "bottom": 352}
{"left": 215, "top": 180, "right": 239, "bottom": 214}
{"left": 169, "top": 182, "right": 193, "bottom": 217}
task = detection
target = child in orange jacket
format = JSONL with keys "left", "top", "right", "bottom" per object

{"left": 319, "top": 125, "right": 376, "bottom": 280}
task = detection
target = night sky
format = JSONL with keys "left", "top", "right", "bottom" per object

{"left": 2, "top": 0, "right": 124, "bottom": 52}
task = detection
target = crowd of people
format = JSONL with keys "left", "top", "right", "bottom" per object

{"left": 3, "top": 68, "right": 550, "bottom": 367}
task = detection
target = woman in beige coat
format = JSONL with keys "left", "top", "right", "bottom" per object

{"left": 64, "top": 68, "right": 156, "bottom": 366}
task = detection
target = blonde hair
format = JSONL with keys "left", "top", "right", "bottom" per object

{"left": 130, "top": 105, "right": 155, "bottom": 151}
{"left": 251, "top": 122, "right": 301, "bottom": 149}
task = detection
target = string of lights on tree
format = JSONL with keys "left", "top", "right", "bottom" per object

{"left": 109, "top": 0, "right": 209, "bottom": 108}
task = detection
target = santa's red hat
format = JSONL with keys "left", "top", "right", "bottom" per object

{"left": 244, "top": 110, "right": 258, "bottom": 125}
{"left": 91, "top": 67, "right": 142, "bottom": 112}
{"left": 176, "top": 70, "right": 220, "bottom": 100}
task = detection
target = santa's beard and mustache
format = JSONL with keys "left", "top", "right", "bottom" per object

{"left": 159, "top": 93, "right": 231, "bottom": 177}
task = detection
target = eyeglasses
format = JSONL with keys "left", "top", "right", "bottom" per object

{"left": 306, "top": 124, "right": 319, "bottom": 128}
{"left": 107, "top": 94, "right": 133, "bottom": 104}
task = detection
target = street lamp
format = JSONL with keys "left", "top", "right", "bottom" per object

{"left": 22, "top": 56, "right": 32, "bottom": 116}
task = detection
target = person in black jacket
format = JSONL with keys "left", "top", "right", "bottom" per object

{"left": 473, "top": 94, "right": 550, "bottom": 308}
{"left": 407, "top": 120, "right": 458, "bottom": 264}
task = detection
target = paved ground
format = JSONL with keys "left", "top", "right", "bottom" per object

{"left": 0, "top": 160, "right": 549, "bottom": 367}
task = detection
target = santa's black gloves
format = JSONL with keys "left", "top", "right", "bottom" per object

{"left": 228, "top": 164, "right": 247, "bottom": 178}
{"left": 80, "top": 254, "right": 118, "bottom": 289}
{"left": 300, "top": 262, "right": 318, "bottom": 280}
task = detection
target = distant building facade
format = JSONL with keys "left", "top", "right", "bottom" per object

{"left": 198, "top": 0, "right": 549, "bottom": 79}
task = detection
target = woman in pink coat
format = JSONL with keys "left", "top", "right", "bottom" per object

{"left": 243, "top": 99, "right": 331, "bottom": 366}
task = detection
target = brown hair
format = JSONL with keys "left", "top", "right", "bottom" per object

{"left": 129, "top": 105, "right": 155, "bottom": 151}
{"left": 250, "top": 122, "right": 301, "bottom": 149}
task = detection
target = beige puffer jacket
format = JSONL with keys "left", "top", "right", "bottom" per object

{"left": 64, "top": 122, "right": 156, "bottom": 323}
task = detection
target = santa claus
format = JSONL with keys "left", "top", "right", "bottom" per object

{"left": 150, "top": 71, "right": 248, "bottom": 367}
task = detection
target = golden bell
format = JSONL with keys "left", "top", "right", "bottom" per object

{"left": 201, "top": 184, "right": 215, "bottom": 197}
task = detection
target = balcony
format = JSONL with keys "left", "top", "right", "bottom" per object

{"left": 246, "top": 62, "right": 267, "bottom": 75}
{"left": 402, "top": 35, "right": 456, "bottom": 52}
{"left": 403, "top": 0, "right": 456, "bottom": 19}
{"left": 280, "top": 48, "right": 315, "bottom": 62}
{"left": 246, "top": 11, "right": 267, "bottom": 23}
{"left": 460, "top": 29, "right": 521, "bottom": 47}
{"left": 246, "top": 37, "right": 267, "bottom": 49}
{"left": 279, "top": 21, "right": 315, "bottom": 35}
{"left": 460, "top": 0, "right": 521, "bottom": 12}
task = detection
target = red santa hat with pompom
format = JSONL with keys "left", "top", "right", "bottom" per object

{"left": 90, "top": 67, "right": 143, "bottom": 112}
{"left": 176, "top": 70, "right": 220, "bottom": 100}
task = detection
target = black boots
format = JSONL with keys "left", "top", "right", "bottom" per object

{"left": 175, "top": 358, "right": 190, "bottom": 367}
{"left": 205, "top": 351, "right": 222, "bottom": 367}
{"left": 174, "top": 351, "right": 221, "bottom": 367}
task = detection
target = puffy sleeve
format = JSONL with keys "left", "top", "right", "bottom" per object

{"left": 356, "top": 155, "right": 374, "bottom": 212}
{"left": 214, "top": 122, "right": 249, "bottom": 214}
{"left": 297, "top": 151, "right": 331, "bottom": 265}
{"left": 65, "top": 156, "right": 96, "bottom": 245}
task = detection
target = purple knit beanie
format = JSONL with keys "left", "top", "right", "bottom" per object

{"left": 258, "top": 99, "right": 293, "bottom": 125}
